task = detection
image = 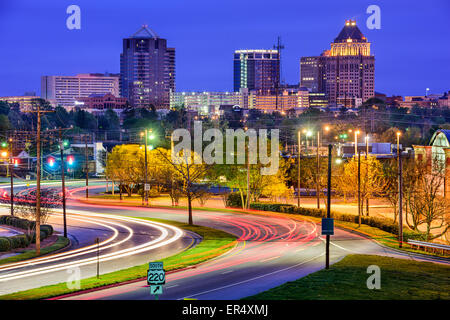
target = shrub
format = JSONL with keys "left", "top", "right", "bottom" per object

{"left": 8, "top": 236, "right": 22, "bottom": 249}
{"left": 31, "top": 231, "right": 47, "bottom": 244}
{"left": 0, "top": 237, "right": 11, "bottom": 252}
{"left": 0, "top": 215, "right": 35, "bottom": 231}
{"left": 40, "top": 225, "right": 53, "bottom": 237}
{"left": 11, "top": 234, "right": 29, "bottom": 247}
{"left": 225, "top": 193, "right": 246, "bottom": 208}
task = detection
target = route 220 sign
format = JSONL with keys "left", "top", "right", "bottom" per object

{"left": 147, "top": 262, "right": 166, "bottom": 285}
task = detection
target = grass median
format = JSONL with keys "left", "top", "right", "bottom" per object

{"left": 244, "top": 254, "right": 450, "bottom": 300}
{"left": 0, "top": 236, "right": 70, "bottom": 266}
{"left": 0, "top": 217, "right": 237, "bottom": 300}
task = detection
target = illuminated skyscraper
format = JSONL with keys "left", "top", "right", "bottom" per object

{"left": 233, "top": 49, "right": 280, "bottom": 94}
{"left": 300, "top": 20, "right": 375, "bottom": 107}
{"left": 120, "top": 25, "right": 175, "bottom": 109}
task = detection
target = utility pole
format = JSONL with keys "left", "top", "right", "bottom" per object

{"left": 36, "top": 105, "right": 41, "bottom": 255}
{"left": 85, "top": 134, "right": 89, "bottom": 199}
{"left": 59, "top": 129, "right": 67, "bottom": 238}
{"left": 326, "top": 144, "right": 332, "bottom": 269}
{"left": 358, "top": 150, "right": 361, "bottom": 227}
{"left": 316, "top": 131, "right": 320, "bottom": 209}
{"left": 9, "top": 136, "right": 13, "bottom": 216}
{"left": 24, "top": 101, "right": 53, "bottom": 256}
{"left": 297, "top": 130, "right": 301, "bottom": 207}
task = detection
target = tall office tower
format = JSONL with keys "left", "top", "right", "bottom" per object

{"left": 233, "top": 50, "right": 280, "bottom": 94}
{"left": 41, "top": 73, "right": 120, "bottom": 109}
{"left": 120, "top": 25, "right": 175, "bottom": 109}
{"left": 300, "top": 20, "right": 375, "bottom": 107}
{"left": 300, "top": 56, "right": 324, "bottom": 92}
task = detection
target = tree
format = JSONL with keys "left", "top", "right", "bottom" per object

{"left": 162, "top": 148, "right": 211, "bottom": 225}
{"left": 105, "top": 145, "right": 145, "bottom": 199}
{"left": 404, "top": 162, "right": 449, "bottom": 240}
{"left": 336, "top": 156, "right": 387, "bottom": 215}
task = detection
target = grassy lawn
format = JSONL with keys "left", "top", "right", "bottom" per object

{"left": 244, "top": 254, "right": 450, "bottom": 300}
{"left": 0, "top": 236, "right": 70, "bottom": 266}
{"left": 0, "top": 217, "right": 237, "bottom": 300}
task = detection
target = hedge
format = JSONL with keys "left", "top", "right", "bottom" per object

{"left": 225, "top": 193, "right": 247, "bottom": 208}
{"left": 0, "top": 237, "right": 11, "bottom": 252}
{"left": 0, "top": 215, "right": 54, "bottom": 251}
{"left": 227, "top": 200, "right": 426, "bottom": 241}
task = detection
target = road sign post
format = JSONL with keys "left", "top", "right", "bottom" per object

{"left": 147, "top": 262, "right": 165, "bottom": 300}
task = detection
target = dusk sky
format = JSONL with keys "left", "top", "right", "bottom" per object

{"left": 0, "top": 0, "right": 449, "bottom": 97}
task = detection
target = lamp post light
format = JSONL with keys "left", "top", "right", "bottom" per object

{"left": 316, "top": 130, "right": 320, "bottom": 209}
{"left": 297, "top": 130, "right": 301, "bottom": 208}
{"left": 354, "top": 130, "right": 360, "bottom": 157}
{"left": 397, "top": 131, "right": 403, "bottom": 247}
{"left": 365, "top": 134, "right": 370, "bottom": 216}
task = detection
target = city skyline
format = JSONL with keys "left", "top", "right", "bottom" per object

{"left": 0, "top": 0, "right": 449, "bottom": 98}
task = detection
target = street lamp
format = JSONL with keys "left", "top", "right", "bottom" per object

{"left": 354, "top": 130, "right": 360, "bottom": 157}
{"left": 297, "top": 130, "right": 301, "bottom": 207}
{"left": 396, "top": 131, "right": 403, "bottom": 248}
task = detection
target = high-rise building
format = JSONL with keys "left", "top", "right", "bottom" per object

{"left": 233, "top": 50, "right": 280, "bottom": 94}
{"left": 300, "top": 20, "right": 375, "bottom": 107}
{"left": 300, "top": 56, "right": 324, "bottom": 93}
{"left": 120, "top": 25, "right": 175, "bottom": 109}
{"left": 41, "top": 73, "right": 120, "bottom": 109}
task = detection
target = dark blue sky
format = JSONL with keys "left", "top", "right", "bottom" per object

{"left": 0, "top": 0, "right": 449, "bottom": 97}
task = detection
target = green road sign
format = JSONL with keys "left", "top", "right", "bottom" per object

{"left": 147, "top": 261, "right": 165, "bottom": 285}
{"left": 150, "top": 285, "right": 163, "bottom": 295}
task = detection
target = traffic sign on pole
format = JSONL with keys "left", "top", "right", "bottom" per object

{"left": 148, "top": 262, "right": 165, "bottom": 299}
{"left": 321, "top": 218, "right": 334, "bottom": 235}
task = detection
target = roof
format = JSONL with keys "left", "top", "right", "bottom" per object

{"left": 430, "top": 129, "right": 450, "bottom": 146}
{"left": 334, "top": 20, "right": 367, "bottom": 43}
{"left": 130, "top": 25, "right": 159, "bottom": 39}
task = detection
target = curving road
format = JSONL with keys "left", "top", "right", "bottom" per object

{"left": 1, "top": 181, "right": 448, "bottom": 299}
{"left": 0, "top": 187, "right": 197, "bottom": 295}
{"left": 58, "top": 184, "right": 450, "bottom": 300}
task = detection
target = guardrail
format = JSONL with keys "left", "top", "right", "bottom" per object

{"left": 407, "top": 239, "right": 450, "bottom": 255}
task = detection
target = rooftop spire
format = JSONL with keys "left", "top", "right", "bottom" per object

{"left": 131, "top": 25, "right": 159, "bottom": 39}
{"left": 334, "top": 19, "right": 367, "bottom": 43}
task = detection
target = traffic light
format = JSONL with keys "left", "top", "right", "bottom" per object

{"left": 48, "top": 157, "right": 55, "bottom": 167}
{"left": 67, "top": 155, "right": 74, "bottom": 165}
{"left": 13, "top": 159, "right": 19, "bottom": 167}
{"left": 1, "top": 142, "right": 7, "bottom": 148}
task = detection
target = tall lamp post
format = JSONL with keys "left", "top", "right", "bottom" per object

{"left": 397, "top": 131, "right": 403, "bottom": 247}
{"left": 365, "top": 134, "right": 370, "bottom": 216}
{"left": 316, "top": 130, "right": 320, "bottom": 209}
{"left": 8, "top": 137, "right": 14, "bottom": 216}
{"left": 354, "top": 130, "right": 360, "bottom": 157}
{"left": 297, "top": 130, "right": 301, "bottom": 208}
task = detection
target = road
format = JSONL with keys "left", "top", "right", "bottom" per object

{"left": 0, "top": 181, "right": 196, "bottom": 295}
{"left": 1, "top": 181, "right": 448, "bottom": 299}
{"left": 62, "top": 184, "right": 449, "bottom": 300}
